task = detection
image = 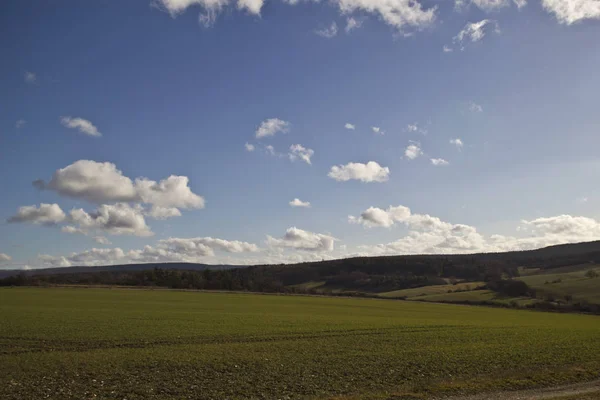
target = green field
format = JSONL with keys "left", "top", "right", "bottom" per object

{"left": 1, "top": 288, "right": 600, "bottom": 399}
{"left": 517, "top": 266, "right": 600, "bottom": 304}
{"left": 379, "top": 282, "right": 485, "bottom": 299}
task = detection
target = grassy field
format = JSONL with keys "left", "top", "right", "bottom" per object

{"left": 1, "top": 288, "right": 600, "bottom": 400}
{"left": 516, "top": 266, "right": 600, "bottom": 304}
{"left": 379, "top": 282, "right": 485, "bottom": 299}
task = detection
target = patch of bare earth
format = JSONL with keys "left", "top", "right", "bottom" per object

{"left": 439, "top": 379, "right": 600, "bottom": 400}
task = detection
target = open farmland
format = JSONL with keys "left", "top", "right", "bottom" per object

{"left": 1, "top": 288, "right": 600, "bottom": 400}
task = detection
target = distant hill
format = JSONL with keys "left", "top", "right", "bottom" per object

{"left": 2, "top": 241, "right": 600, "bottom": 314}
{"left": 0, "top": 262, "right": 240, "bottom": 279}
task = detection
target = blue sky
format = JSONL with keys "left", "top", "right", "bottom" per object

{"left": 1, "top": 0, "right": 600, "bottom": 269}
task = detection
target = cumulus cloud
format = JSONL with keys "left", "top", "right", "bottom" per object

{"left": 345, "top": 17, "right": 363, "bottom": 32}
{"left": 406, "top": 123, "right": 427, "bottom": 135}
{"left": 60, "top": 117, "right": 102, "bottom": 137}
{"left": 453, "top": 20, "right": 499, "bottom": 50}
{"left": 8, "top": 203, "right": 66, "bottom": 225}
{"left": 431, "top": 158, "right": 449, "bottom": 166}
{"left": 69, "top": 203, "right": 153, "bottom": 237}
{"left": 315, "top": 21, "right": 338, "bottom": 38}
{"left": 245, "top": 142, "right": 255, "bottom": 152}
{"left": 0, "top": 253, "right": 11, "bottom": 263}
{"left": 237, "top": 0, "right": 264, "bottom": 14}
{"left": 404, "top": 142, "right": 423, "bottom": 160}
{"left": 513, "top": 0, "right": 527, "bottom": 8}
{"left": 61, "top": 225, "right": 87, "bottom": 235}
{"left": 267, "top": 227, "right": 335, "bottom": 251}
{"left": 542, "top": 0, "right": 600, "bottom": 24}
{"left": 256, "top": 118, "right": 290, "bottom": 139}
{"left": 371, "top": 126, "right": 383, "bottom": 134}
{"left": 335, "top": 0, "right": 436, "bottom": 31}
{"left": 345, "top": 123, "right": 356, "bottom": 130}
{"left": 94, "top": 236, "right": 112, "bottom": 245}
{"left": 156, "top": 0, "right": 435, "bottom": 33}
{"left": 468, "top": 101, "right": 483, "bottom": 113}
{"left": 154, "top": 0, "right": 240, "bottom": 27}
{"left": 34, "top": 160, "right": 204, "bottom": 210}
{"left": 135, "top": 175, "right": 205, "bottom": 209}
{"left": 161, "top": 237, "right": 259, "bottom": 255}
{"left": 36, "top": 160, "right": 138, "bottom": 203}
{"left": 24, "top": 71, "right": 36, "bottom": 84}
{"left": 288, "top": 144, "right": 314, "bottom": 165}
{"left": 16, "top": 120, "right": 26, "bottom": 129}
{"left": 456, "top": 0, "right": 510, "bottom": 11}
{"left": 328, "top": 161, "right": 390, "bottom": 182}
{"left": 265, "top": 145, "right": 276, "bottom": 156}
{"left": 351, "top": 203, "right": 600, "bottom": 256}
{"left": 349, "top": 205, "right": 411, "bottom": 228}
{"left": 146, "top": 205, "right": 183, "bottom": 219}
{"left": 39, "top": 235, "right": 259, "bottom": 267}
{"left": 450, "top": 138, "right": 464, "bottom": 149}
{"left": 290, "top": 198, "right": 311, "bottom": 208}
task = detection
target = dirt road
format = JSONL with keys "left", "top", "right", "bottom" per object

{"left": 440, "top": 379, "right": 600, "bottom": 400}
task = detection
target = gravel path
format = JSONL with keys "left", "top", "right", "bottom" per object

{"left": 439, "top": 379, "right": 600, "bottom": 400}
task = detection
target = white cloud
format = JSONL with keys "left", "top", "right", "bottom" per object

{"left": 349, "top": 205, "right": 411, "bottom": 228}
{"left": 371, "top": 126, "right": 382, "bottom": 134}
{"left": 457, "top": 0, "right": 510, "bottom": 11}
{"left": 256, "top": 118, "right": 290, "bottom": 139}
{"left": 154, "top": 0, "right": 234, "bottom": 27}
{"left": 24, "top": 71, "right": 36, "bottom": 84}
{"left": 60, "top": 117, "right": 102, "bottom": 137}
{"left": 35, "top": 160, "right": 204, "bottom": 210}
{"left": 513, "top": 0, "right": 527, "bottom": 8}
{"left": 404, "top": 142, "right": 423, "bottom": 160}
{"left": 70, "top": 203, "right": 153, "bottom": 237}
{"left": 39, "top": 235, "right": 259, "bottom": 267}
{"left": 345, "top": 123, "right": 356, "bottom": 130}
{"left": 335, "top": 0, "right": 436, "bottom": 31}
{"left": 237, "top": 0, "right": 264, "bottom": 14}
{"left": 351, "top": 203, "right": 600, "bottom": 256}
{"left": 8, "top": 203, "right": 66, "bottom": 225}
{"left": 61, "top": 225, "right": 87, "bottom": 235}
{"left": 289, "top": 198, "right": 311, "bottom": 208}
{"left": 16, "top": 120, "right": 26, "bottom": 129}
{"left": 328, "top": 161, "right": 390, "bottom": 182}
{"left": 542, "top": 0, "right": 600, "bottom": 24}
{"left": 135, "top": 175, "right": 205, "bottom": 209}
{"left": 468, "top": 101, "right": 483, "bottom": 113}
{"left": 36, "top": 160, "right": 138, "bottom": 203}
{"left": 267, "top": 227, "right": 335, "bottom": 251}
{"left": 0, "top": 253, "right": 11, "bottom": 263}
{"left": 453, "top": 20, "right": 499, "bottom": 50}
{"left": 265, "top": 145, "right": 276, "bottom": 155}
{"left": 345, "top": 17, "right": 363, "bottom": 33}
{"left": 161, "top": 237, "right": 259, "bottom": 254}
{"left": 450, "top": 138, "right": 464, "bottom": 149}
{"left": 443, "top": 45, "right": 454, "bottom": 53}
{"left": 406, "top": 123, "right": 428, "bottom": 135}
{"left": 93, "top": 236, "right": 112, "bottom": 245}
{"left": 315, "top": 21, "right": 338, "bottom": 38}
{"left": 156, "top": 0, "right": 435, "bottom": 33}
{"left": 288, "top": 144, "right": 314, "bottom": 165}
{"left": 431, "top": 158, "right": 449, "bottom": 166}
{"left": 146, "top": 205, "right": 183, "bottom": 219}
{"left": 245, "top": 142, "right": 255, "bottom": 152}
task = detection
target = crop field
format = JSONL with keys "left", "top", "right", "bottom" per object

{"left": 379, "top": 282, "right": 485, "bottom": 299}
{"left": 517, "top": 266, "right": 600, "bottom": 304}
{"left": 1, "top": 288, "right": 600, "bottom": 399}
